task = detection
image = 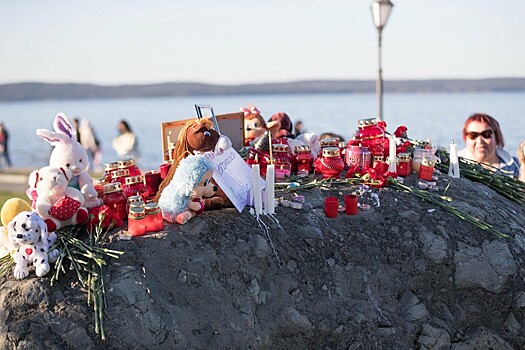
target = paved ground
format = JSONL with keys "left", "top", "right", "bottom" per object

{"left": 0, "top": 170, "right": 30, "bottom": 193}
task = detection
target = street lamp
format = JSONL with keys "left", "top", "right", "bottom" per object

{"left": 370, "top": 0, "right": 393, "bottom": 121}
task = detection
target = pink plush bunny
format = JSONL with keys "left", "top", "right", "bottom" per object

{"left": 36, "top": 113, "right": 102, "bottom": 208}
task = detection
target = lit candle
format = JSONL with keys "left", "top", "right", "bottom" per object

{"left": 448, "top": 140, "right": 460, "bottom": 178}
{"left": 388, "top": 135, "right": 397, "bottom": 173}
{"left": 274, "top": 164, "right": 291, "bottom": 180}
{"left": 265, "top": 164, "right": 275, "bottom": 214}
{"left": 251, "top": 164, "right": 263, "bottom": 215}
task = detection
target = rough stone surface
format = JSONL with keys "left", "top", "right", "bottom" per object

{"left": 1, "top": 174, "right": 525, "bottom": 349}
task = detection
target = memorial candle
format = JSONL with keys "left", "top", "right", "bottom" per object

{"left": 251, "top": 164, "right": 263, "bottom": 215}
{"left": 388, "top": 136, "right": 397, "bottom": 173}
{"left": 448, "top": 140, "right": 460, "bottom": 178}
{"left": 265, "top": 164, "right": 275, "bottom": 214}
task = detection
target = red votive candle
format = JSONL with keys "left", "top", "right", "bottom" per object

{"left": 344, "top": 194, "right": 358, "bottom": 215}
{"left": 159, "top": 162, "right": 172, "bottom": 179}
{"left": 145, "top": 170, "right": 162, "bottom": 197}
{"left": 324, "top": 196, "right": 339, "bottom": 218}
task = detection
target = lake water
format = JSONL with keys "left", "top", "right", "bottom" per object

{"left": 0, "top": 92, "right": 524, "bottom": 172}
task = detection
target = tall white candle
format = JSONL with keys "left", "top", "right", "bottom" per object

{"left": 251, "top": 164, "right": 263, "bottom": 215}
{"left": 265, "top": 164, "right": 275, "bottom": 214}
{"left": 388, "top": 136, "right": 397, "bottom": 173}
{"left": 448, "top": 140, "right": 460, "bottom": 178}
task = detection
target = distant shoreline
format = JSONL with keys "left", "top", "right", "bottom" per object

{"left": 1, "top": 78, "right": 525, "bottom": 101}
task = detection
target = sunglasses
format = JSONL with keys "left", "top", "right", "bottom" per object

{"left": 465, "top": 129, "right": 493, "bottom": 140}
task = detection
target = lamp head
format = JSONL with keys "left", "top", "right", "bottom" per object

{"left": 371, "top": 0, "right": 394, "bottom": 31}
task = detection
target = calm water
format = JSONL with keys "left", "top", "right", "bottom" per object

{"left": 0, "top": 92, "right": 524, "bottom": 172}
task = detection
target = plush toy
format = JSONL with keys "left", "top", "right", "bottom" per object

{"left": 518, "top": 139, "right": 525, "bottom": 182}
{"left": 268, "top": 112, "right": 294, "bottom": 139}
{"left": 36, "top": 113, "right": 102, "bottom": 208}
{"left": 0, "top": 198, "right": 32, "bottom": 258}
{"left": 241, "top": 106, "right": 280, "bottom": 146}
{"left": 155, "top": 118, "right": 231, "bottom": 210}
{"left": 32, "top": 166, "right": 89, "bottom": 232}
{"left": 158, "top": 154, "right": 216, "bottom": 224}
{"left": 8, "top": 210, "right": 59, "bottom": 279}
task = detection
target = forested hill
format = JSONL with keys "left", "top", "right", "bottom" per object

{"left": 1, "top": 78, "right": 524, "bottom": 101}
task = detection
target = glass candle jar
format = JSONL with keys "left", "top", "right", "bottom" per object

{"left": 118, "top": 159, "right": 141, "bottom": 176}
{"left": 124, "top": 175, "right": 150, "bottom": 201}
{"left": 353, "top": 118, "right": 386, "bottom": 158}
{"left": 373, "top": 155, "right": 389, "bottom": 175}
{"left": 273, "top": 144, "right": 292, "bottom": 180}
{"left": 128, "top": 207, "right": 146, "bottom": 237}
{"left": 144, "top": 202, "right": 163, "bottom": 232}
{"left": 397, "top": 153, "right": 412, "bottom": 177}
{"left": 126, "top": 195, "right": 143, "bottom": 213}
{"left": 418, "top": 158, "right": 435, "bottom": 181}
{"left": 314, "top": 147, "right": 344, "bottom": 179}
{"left": 103, "top": 182, "right": 127, "bottom": 220}
{"left": 144, "top": 170, "right": 162, "bottom": 198}
{"left": 294, "top": 145, "right": 313, "bottom": 176}
{"left": 412, "top": 148, "right": 435, "bottom": 173}
{"left": 111, "top": 169, "right": 130, "bottom": 188}
{"left": 104, "top": 162, "right": 119, "bottom": 183}
{"left": 318, "top": 138, "right": 338, "bottom": 157}
{"left": 93, "top": 177, "right": 107, "bottom": 199}
{"left": 338, "top": 142, "right": 347, "bottom": 163}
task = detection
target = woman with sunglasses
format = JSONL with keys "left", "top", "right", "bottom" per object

{"left": 458, "top": 113, "right": 519, "bottom": 178}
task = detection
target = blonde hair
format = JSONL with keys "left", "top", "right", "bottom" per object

{"left": 154, "top": 118, "right": 214, "bottom": 202}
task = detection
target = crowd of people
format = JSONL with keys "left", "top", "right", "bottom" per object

{"left": 0, "top": 112, "right": 523, "bottom": 181}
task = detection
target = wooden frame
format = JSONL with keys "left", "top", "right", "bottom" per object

{"left": 160, "top": 111, "right": 245, "bottom": 161}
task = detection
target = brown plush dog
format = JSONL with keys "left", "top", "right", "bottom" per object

{"left": 155, "top": 118, "right": 231, "bottom": 210}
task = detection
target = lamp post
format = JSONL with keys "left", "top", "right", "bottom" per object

{"left": 371, "top": 0, "right": 393, "bottom": 121}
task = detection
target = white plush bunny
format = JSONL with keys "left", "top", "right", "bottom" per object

{"left": 36, "top": 113, "right": 102, "bottom": 208}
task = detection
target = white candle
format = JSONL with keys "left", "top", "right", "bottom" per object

{"left": 265, "top": 164, "right": 275, "bottom": 214}
{"left": 251, "top": 164, "right": 263, "bottom": 215}
{"left": 448, "top": 141, "right": 460, "bottom": 178}
{"left": 388, "top": 136, "right": 397, "bottom": 173}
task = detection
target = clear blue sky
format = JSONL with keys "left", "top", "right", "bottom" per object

{"left": 1, "top": 0, "right": 524, "bottom": 85}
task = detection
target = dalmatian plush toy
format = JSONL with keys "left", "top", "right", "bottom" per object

{"left": 8, "top": 211, "right": 59, "bottom": 279}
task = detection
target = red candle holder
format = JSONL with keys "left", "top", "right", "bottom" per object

{"left": 314, "top": 147, "right": 344, "bottom": 179}
{"left": 104, "top": 162, "right": 119, "bottom": 183}
{"left": 144, "top": 170, "right": 162, "bottom": 197}
{"left": 353, "top": 118, "right": 386, "bottom": 158}
{"left": 159, "top": 162, "right": 172, "bottom": 179}
{"left": 418, "top": 159, "right": 435, "bottom": 181}
{"left": 344, "top": 194, "right": 358, "bottom": 215}
{"left": 128, "top": 207, "right": 147, "bottom": 237}
{"left": 144, "top": 202, "right": 163, "bottom": 232}
{"left": 111, "top": 169, "right": 130, "bottom": 188}
{"left": 324, "top": 196, "right": 339, "bottom": 218}
{"left": 124, "top": 175, "right": 150, "bottom": 202}
{"left": 118, "top": 159, "right": 141, "bottom": 176}
{"left": 397, "top": 153, "right": 411, "bottom": 177}
{"left": 294, "top": 145, "right": 313, "bottom": 176}
{"left": 103, "top": 182, "right": 127, "bottom": 220}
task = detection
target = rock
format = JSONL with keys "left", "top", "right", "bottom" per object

{"left": 504, "top": 312, "right": 520, "bottom": 334}
{"left": 419, "top": 229, "right": 448, "bottom": 264}
{"left": 451, "top": 327, "right": 513, "bottom": 350}
{"left": 62, "top": 328, "right": 93, "bottom": 350}
{"left": 417, "top": 323, "right": 450, "bottom": 350}
{"left": 454, "top": 240, "right": 517, "bottom": 293}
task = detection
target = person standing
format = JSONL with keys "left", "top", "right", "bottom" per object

{"left": 0, "top": 122, "right": 12, "bottom": 169}
{"left": 458, "top": 113, "right": 519, "bottom": 178}
{"left": 112, "top": 120, "right": 139, "bottom": 161}
{"left": 79, "top": 118, "right": 102, "bottom": 172}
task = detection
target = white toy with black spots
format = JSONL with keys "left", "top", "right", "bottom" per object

{"left": 8, "top": 211, "right": 59, "bottom": 279}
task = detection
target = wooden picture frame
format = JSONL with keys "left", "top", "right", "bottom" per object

{"left": 160, "top": 111, "right": 245, "bottom": 161}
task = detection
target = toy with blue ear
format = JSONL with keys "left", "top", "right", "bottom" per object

{"left": 158, "top": 154, "right": 216, "bottom": 225}
{"left": 36, "top": 113, "right": 102, "bottom": 208}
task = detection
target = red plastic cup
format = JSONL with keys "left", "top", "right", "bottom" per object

{"left": 159, "top": 162, "right": 172, "bottom": 179}
{"left": 344, "top": 194, "right": 358, "bottom": 215}
{"left": 324, "top": 196, "right": 339, "bottom": 218}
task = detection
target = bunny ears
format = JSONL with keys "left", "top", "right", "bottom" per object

{"left": 241, "top": 105, "right": 260, "bottom": 117}
{"left": 36, "top": 113, "right": 77, "bottom": 145}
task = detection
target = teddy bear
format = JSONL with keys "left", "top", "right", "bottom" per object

{"left": 241, "top": 106, "right": 281, "bottom": 146}
{"left": 8, "top": 210, "right": 59, "bottom": 279}
{"left": 268, "top": 112, "right": 294, "bottom": 139}
{"left": 158, "top": 153, "right": 217, "bottom": 225}
{"left": 31, "top": 166, "right": 89, "bottom": 232}
{"left": 0, "top": 198, "right": 32, "bottom": 258}
{"left": 155, "top": 118, "right": 232, "bottom": 210}
{"left": 36, "top": 113, "right": 102, "bottom": 208}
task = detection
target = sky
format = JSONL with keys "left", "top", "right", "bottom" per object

{"left": 1, "top": 0, "right": 524, "bottom": 85}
